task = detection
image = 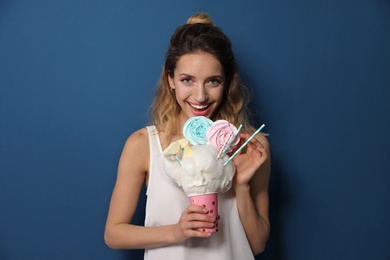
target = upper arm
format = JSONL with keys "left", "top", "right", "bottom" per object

{"left": 250, "top": 134, "right": 271, "bottom": 225}
{"left": 106, "top": 128, "right": 149, "bottom": 227}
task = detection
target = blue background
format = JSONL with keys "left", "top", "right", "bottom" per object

{"left": 1, "top": 1, "right": 389, "bottom": 259}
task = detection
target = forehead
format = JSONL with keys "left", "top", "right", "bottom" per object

{"left": 175, "top": 52, "right": 224, "bottom": 76}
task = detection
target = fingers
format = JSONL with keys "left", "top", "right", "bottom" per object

{"left": 248, "top": 141, "right": 267, "bottom": 156}
{"left": 187, "top": 204, "right": 209, "bottom": 214}
{"left": 235, "top": 139, "right": 267, "bottom": 161}
{"left": 231, "top": 134, "right": 268, "bottom": 185}
{"left": 184, "top": 205, "right": 216, "bottom": 228}
{"left": 175, "top": 205, "right": 216, "bottom": 240}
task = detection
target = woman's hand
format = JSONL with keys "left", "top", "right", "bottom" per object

{"left": 232, "top": 131, "right": 268, "bottom": 186}
{"left": 172, "top": 204, "right": 216, "bottom": 242}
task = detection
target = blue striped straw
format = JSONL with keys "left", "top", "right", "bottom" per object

{"left": 223, "top": 124, "right": 265, "bottom": 166}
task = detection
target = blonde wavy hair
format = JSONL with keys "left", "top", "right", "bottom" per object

{"left": 150, "top": 13, "right": 254, "bottom": 138}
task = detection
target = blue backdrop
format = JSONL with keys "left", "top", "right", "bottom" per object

{"left": 1, "top": 1, "right": 389, "bottom": 259}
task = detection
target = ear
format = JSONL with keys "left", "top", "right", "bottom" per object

{"left": 168, "top": 74, "right": 175, "bottom": 89}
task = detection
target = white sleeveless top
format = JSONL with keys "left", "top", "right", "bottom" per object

{"left": 144, "top": 126, "right": 254, "bottom": 260}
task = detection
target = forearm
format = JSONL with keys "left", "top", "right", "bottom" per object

{"left": 234, "top": 184, "right": 270, "bottom": 255}
{"left": 104, "top": 223, "right": 177, "bottom": 249}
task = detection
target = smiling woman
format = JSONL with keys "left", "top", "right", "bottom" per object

{"left": 104, "top": 13, "right": 270, "bottom": 260}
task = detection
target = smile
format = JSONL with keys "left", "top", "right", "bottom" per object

{"left": 189, "top": 103, "right": 210, "bottom": 110}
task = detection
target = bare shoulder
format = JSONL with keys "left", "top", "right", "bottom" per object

{"left": 126, "top": 128, "right": 149, "bottom": 145}
{"left": 119, "top": 127, "right": 150, "bottom": 175}
{"left": 125, "top": 128, "right": 150, "bottom": 149}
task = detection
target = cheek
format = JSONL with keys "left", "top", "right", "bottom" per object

{"left": 211, "top": 87, "right": 224, "bottom": 102}
{"left": 174, "top": 86, "right": 191, "bottom": 99}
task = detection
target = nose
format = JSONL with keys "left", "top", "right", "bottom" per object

{"left": 194, "top": 84, "right": 208, "bottom": 102}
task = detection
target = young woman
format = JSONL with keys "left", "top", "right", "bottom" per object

{"left": 104, "top": 13, "right": 271, "bottom": 260}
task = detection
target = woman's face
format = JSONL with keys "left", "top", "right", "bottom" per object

{"left": 168, "top": 52, "right": 225, "bottom": 124}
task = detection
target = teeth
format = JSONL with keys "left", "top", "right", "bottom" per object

{"left": 190, "top": 103, "right": 209, "bottom": 109}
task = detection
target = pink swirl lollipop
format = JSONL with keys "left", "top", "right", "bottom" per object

{"left": 206, "top": 120, "right": 240, "bottom": 153}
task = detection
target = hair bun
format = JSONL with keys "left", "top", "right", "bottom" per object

{"left": 187, "top": 13, "right": 213, "bottom": 25}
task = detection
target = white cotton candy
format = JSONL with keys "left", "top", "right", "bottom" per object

{"left": 163, "top": 144, "right": 235, "bottom": 197}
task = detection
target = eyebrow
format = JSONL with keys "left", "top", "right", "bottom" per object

{"left": 178, "top": 73, "right": 224, "bottom": 79}
{"left": 178, "top": 73, "right": 194, "bottom": 77}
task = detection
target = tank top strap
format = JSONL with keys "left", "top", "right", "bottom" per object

{"left": 146, "top": 125, "right": 161, "bottom": 155}
{"left": 145, "top": 125, "right": 161, "bottom": 197}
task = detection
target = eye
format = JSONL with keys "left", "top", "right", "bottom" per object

{"left": 180, "top": 77, "right": 194, "bottom": 86}
{"left": 206, "top": 78, "right": 223, "bottom": 86}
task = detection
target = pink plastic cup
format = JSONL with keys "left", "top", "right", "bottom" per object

{"left": 188, "top": 193, "right": 219, "bottom": 233}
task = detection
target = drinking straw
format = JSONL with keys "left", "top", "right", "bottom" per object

{"left": 223, "top": 124, "right": 265, "bottom": 166}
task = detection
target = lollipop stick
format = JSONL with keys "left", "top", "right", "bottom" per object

{"left": 216, "top": 131, "right": 233, "bottom": 159}
{"left": 223, "top": 124, "right": 265, "bottom": 166}
{"left": 222, "top": 124, "right": 243, "bottom": 156}
{"left": 175, "top": 155, "right": 181, "bottom": 165}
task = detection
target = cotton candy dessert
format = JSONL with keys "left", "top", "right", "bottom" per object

{"left": 162, "top": 116, "right": 241, "bottom": 232}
